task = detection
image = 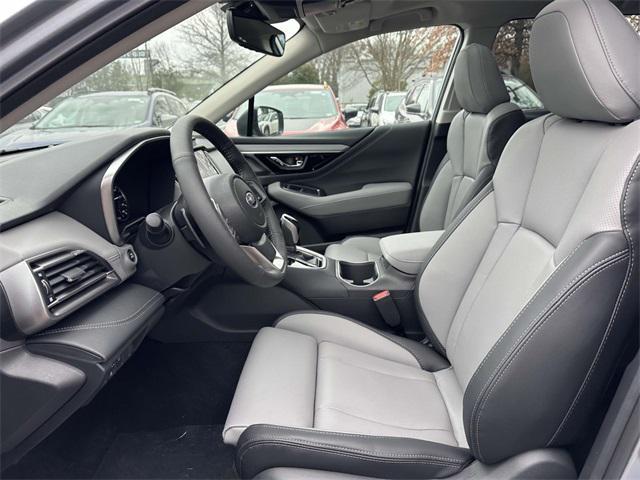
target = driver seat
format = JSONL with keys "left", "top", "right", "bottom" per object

{"left": 224, "top": 0, "right": 640, "bottom": 478}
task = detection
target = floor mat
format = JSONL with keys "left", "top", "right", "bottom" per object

{"left": 93, "top": 425, "right": 236, "bottom": 479}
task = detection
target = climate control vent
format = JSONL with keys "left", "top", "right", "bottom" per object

{"left": 29, "top": 250, "right": 116, "bottom": 314}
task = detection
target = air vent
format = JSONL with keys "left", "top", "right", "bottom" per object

{"left": 29, "top": 250, "right": 115, "bottom": 314}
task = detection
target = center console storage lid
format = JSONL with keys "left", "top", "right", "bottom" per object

{"left": 380, "top": 230, "right": 444, "bottom": 275}
{"left": 27, "top": 283, "right": 164, "bottom": 362}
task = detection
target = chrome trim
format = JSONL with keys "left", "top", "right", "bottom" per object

{"left": 288, "top": 246, "right": 326, "bottom": 269}
{"left": 240, "top": 235, "right": 285, "bottom": 273}
{"left": 100, "top": 136, "right": 170, "bottom": 245}
{"left": 237, "top": 144, "right": 348, "bottom": 155}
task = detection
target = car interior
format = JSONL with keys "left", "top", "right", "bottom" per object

{"left": 0, "top": 0, "right": 639, "bottom": 479}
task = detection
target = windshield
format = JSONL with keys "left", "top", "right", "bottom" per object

{"left": 0, "top": 5, "right": 300, "bottom": 150}
{"left": 383, "top": 94, "right": 404, "bottom": 112}
{"left": 36, "top": 95, "right": 150, "bottom": 128}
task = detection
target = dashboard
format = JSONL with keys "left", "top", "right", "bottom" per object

{"left": 0, "top": 128, "right": 226, "bottom": 462}
{"left": 107, "top": 138, "right": 176, "bottom": 243}
{"left": 100, "top": 136, "right": 223, "bottom": 245}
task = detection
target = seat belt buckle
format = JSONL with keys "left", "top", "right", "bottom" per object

{"left": 372, "top": 290, "right": 401, "bottom": 327}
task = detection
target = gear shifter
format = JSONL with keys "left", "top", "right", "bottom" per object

{"left": 280, "top": 214, "right": 299, "bottom": 252}
{"left": 279, "top": 214, "right": 326, "bottom": 269}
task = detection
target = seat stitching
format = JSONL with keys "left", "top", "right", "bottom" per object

{"left": 277, "top": 311, "right": 423, "bottom": 369}
{"left": 238, "top": 440, "right": 466, "bottom": 464}
{"left": 32, "top": 294, "right": 164, "bottom": 336}
{"left": 255, "top": 424, "right": 458, "bottom": 444}
{"left": 315, "top": 406, "right": 452, "bottom": 433}
{"left": 465, "top": 232, "right": 609, "bottom": 396}
{"left": 466, "top": 236, "right": 588, "bottom": 417}
{"left": 415, "top": 184, "right": 494, "bottom": 355}
{"left": 445, "top": 222, "right": 518, "bottom": 353}
{"left": 469, "top": 248, "right": 626, "bottom": 453}
{"left": 319, "top": 353, "right": 435, "bottom": 382}
{"left": 238, "top": 442, "right": 465, "bottom": 479}
{"left": 548, "top": 156, "right": 639, "bottom": 443}
{"left": 477, "top": 45, "right": 492, "bottom": 112}
{"left": 519, "top": 117, "right": 549, "bottom": 228}
{"left": 582, "top": 0, "right": 640, "bottom": 106}
{"left": 536, "top": 10, "right": 621, "bottom": 121}
{"left": 473, "top": 254, "right": 628, "bottom": 461}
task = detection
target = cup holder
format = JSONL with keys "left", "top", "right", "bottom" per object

{"left": 337, "top": 260, "right": 379, "bottom": 287}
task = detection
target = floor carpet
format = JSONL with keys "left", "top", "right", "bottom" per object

{"left": 2, "top": 339, "right": 250, "bottom": 479}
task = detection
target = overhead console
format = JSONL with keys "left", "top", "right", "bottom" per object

{"left": 232, "top": 0, "right": 346, "bottom": 21}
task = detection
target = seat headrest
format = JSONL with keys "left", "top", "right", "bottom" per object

{"left": 530, "top": 0, "right": 640, "bottom": 123}
{"left": 453, "top": 43, "right": 510, "bottom": 114}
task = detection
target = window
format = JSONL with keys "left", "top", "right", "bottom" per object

{"left": 223, "top": 25, "right": 460, "bottom": 136}
{"left": 503, "top": 76, "right": 543, "bottom": 110}
{"left": 493, "top": 15, "right": 639, "bottom": 111}
{"left": 0, "top": 4, "right": 299, "bottom": 150}
{"left": 36, "top": 94, "right": 150, "bottom": 128}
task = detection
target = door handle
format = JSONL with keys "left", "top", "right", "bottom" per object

{"left": 268, "top": 155, "right": 307, "bottom": 170}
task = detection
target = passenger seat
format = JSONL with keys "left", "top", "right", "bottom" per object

{"left": 325, "top": 43, "right": 526, "bottom": 263}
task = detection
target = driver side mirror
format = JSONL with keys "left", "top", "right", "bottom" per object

{"left": 343, "top": 110, "right": 359, "bottom": 121}
{"left": 237, "top": 106, "right": 284, "bottom": 137}
{"left": 406, "top": 103, "right": 423, "bottom": 115}
{"left": 154, "top": 113, "right": 178, "bottom": 127}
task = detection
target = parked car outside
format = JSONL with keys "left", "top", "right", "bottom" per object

{"left": 346, "top": 110, "right": 365, "bottom": 128}
{"left": 360, "top": 91, "right": 384, "bottom": 127}
{"left": 361, "top": 91, "right": 407, "bottom": 127}
{"left": 396, "top": 76, "right": 445, "bottom": 123}
{"left": 342, "top": 103, "right": 367, "bottom": 128}
{"left": 377, "top": 91, "right": 406, "bottom": 126}
{"left": 0, "top": 106, "right": 51, "bottom": 137}
{"left": 0, "top": 89, "right": 187, "bottom": 152}
{"left": 397, "top": 73, "right": 543, "bottom": 124}
{"left": 224, "top": 84, "right": 347, "bottom": 136}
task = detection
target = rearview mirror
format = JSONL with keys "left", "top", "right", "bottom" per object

{"left": 237, "top": 106, "right": 284, "bottom": 137}
{"left": 227, "top": 10, "right": 286, "bottom": 57}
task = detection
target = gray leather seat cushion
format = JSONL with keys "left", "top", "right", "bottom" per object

{"left": 223, "top": 312, "right": 466, "bottom": 448}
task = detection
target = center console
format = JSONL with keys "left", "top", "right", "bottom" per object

{"left": 279, "top": 216, "right": 421, "bottom": 336}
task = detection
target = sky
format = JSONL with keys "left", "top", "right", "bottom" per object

{"left": 0, "top": 0, "right": 35, "bottom": 23}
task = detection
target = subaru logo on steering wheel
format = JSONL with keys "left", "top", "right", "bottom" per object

{"left": 245, "top": 191, "right": 258, "bottom": 208}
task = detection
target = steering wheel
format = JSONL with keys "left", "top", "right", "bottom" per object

{"left": 170, "top": 114, "right": 287, "bottom": 287}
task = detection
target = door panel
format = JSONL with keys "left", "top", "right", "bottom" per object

{"left": 233, "top": 121, "right": 430, "bottom": 245}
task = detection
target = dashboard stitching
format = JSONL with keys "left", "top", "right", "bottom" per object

{"left": 32, "top": 293, "right": 163, "bottom": 336}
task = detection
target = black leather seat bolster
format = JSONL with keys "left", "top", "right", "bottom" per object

{"left": 236, "top": 424, "right": 473, "bottom": 479}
